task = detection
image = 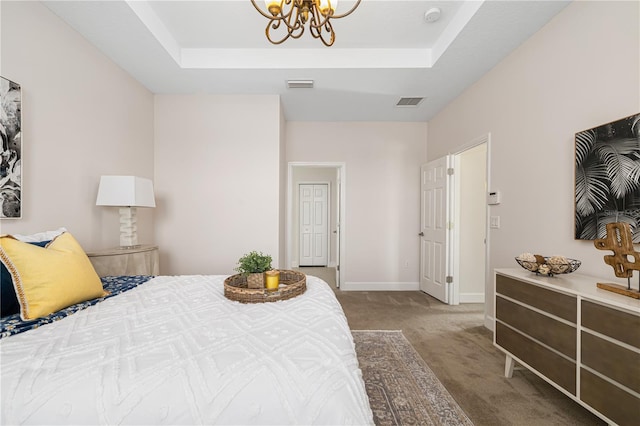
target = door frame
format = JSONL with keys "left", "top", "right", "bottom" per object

{"left": 287, "top": 162, "right": 346, "bottom": 288}
{"left": 449, "top": 133, "right": 491, "bottom": 305}
{"left": 297, "top": 182, "right": 330, "bottom": 266}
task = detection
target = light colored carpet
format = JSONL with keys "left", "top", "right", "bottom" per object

{"left": 336, "top": 290, "right": 604, "bottom": 425}
{"left": 296, "top": 267, "right": 603, "bottom": 425}
{"left": 353, "top": 330, "right": 473, "bottom": 426}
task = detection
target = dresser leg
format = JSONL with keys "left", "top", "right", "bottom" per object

{"left": 504, "top": 354, "right": 515, "bottom": 378}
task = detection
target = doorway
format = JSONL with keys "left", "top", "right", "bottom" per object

{"left": 287, "top": 162, "right": 346, "bottom": 288}
{"left": 420, "top": 135, "right": 489, "bottom": 304}
{"left": 453, "top": 142, "right": 487, "bottom": 303}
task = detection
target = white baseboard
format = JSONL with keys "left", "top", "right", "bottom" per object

{"left": 328, "top": 261, "right": 337, "bottom": 267}
{"left": 291, "top": 261, "right": 299, "bottom": 268}
{"left": 460, "top": 293, "right": 485, "bottom": 303}
{"left": 341, "top": 281, "right": 420, "bottom": 291}
{"left": 484, "top": 314, "right": 495, "bottom": 332}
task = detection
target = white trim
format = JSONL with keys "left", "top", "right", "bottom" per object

{"left": 181, "top": 48, "right": 433, "bottom": 69}
{"left": 484, "top": 134, "right": 493, "bottom": 327}
{"left": 342, "top": 282, "right": 419, "bottom": 291}
{"left": 460, "top": 293, "right": 485, "bottom": 303}
{"left": 485, "top": 314, "right": 495, "bottom": 332}
{"left": 287, "top": 162, "right": 346, "bottom": 288}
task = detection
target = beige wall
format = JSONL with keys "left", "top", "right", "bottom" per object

{"left": 287, "top": 122, "right": 428, "bottom": 289}
{"left": 427, "top": 1, "right": 640, "bottom": 324}
{"left": 0, "top": 1, "right": 154, "bottom": 250}
{"left": 154, "top": 95, "right": 282, "bottom": 275}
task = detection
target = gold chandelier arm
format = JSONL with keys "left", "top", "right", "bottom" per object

{"left": 309, "top": 7, "right": 336, "bottom": 47}
{"left": 308, "top": 1, "right": 328, "bottom": 30}
{"left": 330, "top": 0, "right": 362, "bottom": 19}
{"left": 309, "top": 18, "right": 334, "bottom": 46}
{"left": 265, "top": 21, "right": 292, "bottom": 45}
{"left": 264, "top": 3, "right": 306, "bottom": 45}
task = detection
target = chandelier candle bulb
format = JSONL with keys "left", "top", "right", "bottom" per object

{"left": 319, "top": 0, "right": 337, "bottom": 16}
{"left": 265, "top": 270, "right": 280, "bottom": 291}
{"left": 265, "top": 0, "right": 283, "bottom": 15}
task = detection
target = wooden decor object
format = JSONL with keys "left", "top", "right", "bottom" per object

{"left": 246, "top": 273, "right": 265, "bottom": 289}
{"left": 594, "top": 222, "right": 640, "bottom": 299}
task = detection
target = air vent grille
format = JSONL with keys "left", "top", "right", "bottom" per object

{"left": 396, "top": 97, "right": 424, "bottom": 107}
{"left": 287, "top": 80, "right": 314, "bottom": 89}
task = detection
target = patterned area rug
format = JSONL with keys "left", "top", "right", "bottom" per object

{"left": 353, "top": 330, "right": 473, "bottom": 426}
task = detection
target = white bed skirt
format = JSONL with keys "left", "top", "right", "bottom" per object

{"left": 0, "top": 275, "right": 373, "bottom": 425}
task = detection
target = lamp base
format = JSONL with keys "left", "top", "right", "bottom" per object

{"left": 119, "top": 206, "right": 139, "bottom": 247}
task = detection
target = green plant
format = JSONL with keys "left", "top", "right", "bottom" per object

{"left": 235, "top": 251, "right": 273, "bottom": 275}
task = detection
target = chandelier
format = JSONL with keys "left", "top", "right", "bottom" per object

{"left": 250, "top": 0, "right": 362, "bottom": 47}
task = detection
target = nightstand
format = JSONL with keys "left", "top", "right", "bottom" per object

{"left": 86, "top": 245, "right": 159, "bottom": 277}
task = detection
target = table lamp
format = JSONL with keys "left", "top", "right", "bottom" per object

{"left": 96, "top": 176, "right": 156, "bottom": 248}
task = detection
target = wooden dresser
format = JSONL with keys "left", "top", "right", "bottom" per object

{"left": 494, "top": 268, "right": 640, "bottom": 425}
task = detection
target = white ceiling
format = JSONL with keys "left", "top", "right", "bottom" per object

{"left": 43, "top": 0, "right": 571, "bottom": 122}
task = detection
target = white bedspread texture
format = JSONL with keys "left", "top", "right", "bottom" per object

{"left": 0, "top": 275, "right": 373, "bottom": 425}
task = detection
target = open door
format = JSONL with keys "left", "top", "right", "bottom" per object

{"left": 419, "top": 156, "right": 452, "bottom": 303}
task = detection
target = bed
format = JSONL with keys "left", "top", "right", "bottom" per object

{"left": 0, "top": 235, "right": 373, "bottom": 425}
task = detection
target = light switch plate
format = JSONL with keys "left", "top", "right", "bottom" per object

{"left": 490, "top": 216, "right": 501, "bottom": 228}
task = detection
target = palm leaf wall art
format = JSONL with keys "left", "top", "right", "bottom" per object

{"left": 575, "top": 113, "right": 640, "bottom": 241}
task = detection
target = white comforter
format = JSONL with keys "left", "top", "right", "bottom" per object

{"left": 0, "top": 275, "right": 373, "bottom": 425}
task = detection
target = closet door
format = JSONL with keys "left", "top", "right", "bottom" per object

{"left": 299, "top": 184, "right": 328, "bottom": 266}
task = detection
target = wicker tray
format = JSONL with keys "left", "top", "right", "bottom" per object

{"left": 224, "top": 270, "right": 306, "bottom": 303}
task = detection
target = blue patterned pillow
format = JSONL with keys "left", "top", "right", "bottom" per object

{"left": 0, "top": 240, "right": 50, "bottom": 317}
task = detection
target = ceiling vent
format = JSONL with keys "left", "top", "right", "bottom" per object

{"left": 396, "top": 97, "right": 425, "bottom": 107}
{"left": 287, "top": 80, "right": 314, "bottom": 89}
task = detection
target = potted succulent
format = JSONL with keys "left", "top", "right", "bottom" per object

{"left": 235, "top": 251, "right": 273, "bottom": 288}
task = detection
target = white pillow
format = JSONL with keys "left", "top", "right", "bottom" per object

{"left": 12, "top": 228, "right": 68, "bottom": 243}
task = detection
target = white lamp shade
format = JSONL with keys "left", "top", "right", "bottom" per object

{"left": 96, "top": 176, "right": 156, "bottom": 208}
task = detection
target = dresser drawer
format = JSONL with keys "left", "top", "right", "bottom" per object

{"left": 581, "top": 331, "right": 640, "bottom": 393}
{"left": 496, "top": 275, "right": 576, "bottom": 322}
{"left": 496, "top": 322, "right": 576, "bottom": 394}
{"left": 581, "top": 300, "right": 640, "bottom": 349}
{"left": 496, "top": 296, "right": 576, "bottom": 358}
{"left": 580, "top": 368, "right": 640, "bottom": 426}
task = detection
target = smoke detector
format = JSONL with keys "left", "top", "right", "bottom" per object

{"left": 424, "top": 7, "right": 441, "bottom": 23}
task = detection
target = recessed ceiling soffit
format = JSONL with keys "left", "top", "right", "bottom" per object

{"left": 125, "top": 0, "right": 484, "bottom": 70}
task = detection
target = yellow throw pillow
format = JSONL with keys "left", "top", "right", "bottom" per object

{"left": 0, "top": 232, "right": 108, "bottom": 320}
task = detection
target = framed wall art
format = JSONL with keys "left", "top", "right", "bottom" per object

{"left": 575, "top": 113, "right": 640, "bottom": 241}
{"left": 0, "top": 76, "right": 22, "bottom": 219}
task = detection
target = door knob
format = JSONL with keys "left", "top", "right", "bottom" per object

{"left": 418, "top": 232, "right": 424, "bottom": 236}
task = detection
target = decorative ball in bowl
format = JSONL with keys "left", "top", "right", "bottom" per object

{"left": 514, "top": 256, "right": 539, "bottom": 272}
{"left": 515, "top": 253, "right": 581, "bottom": 276}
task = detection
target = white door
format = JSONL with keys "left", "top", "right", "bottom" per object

{"left": 299, "top": 184, "right": 328, "bottom": 266}
{"left": 420, "top": 157, "right": 452, "bottom": 303}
